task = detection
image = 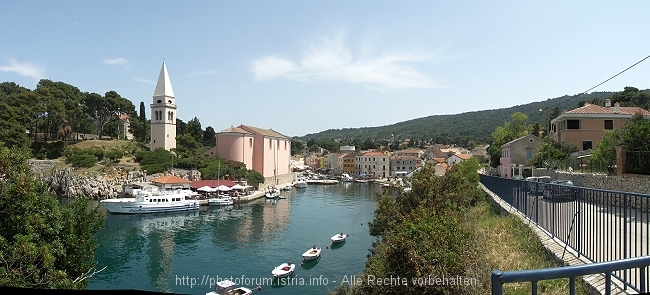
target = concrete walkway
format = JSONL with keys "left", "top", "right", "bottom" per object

{"left": 481, "top": 183, "right": 635, "bottom": 295}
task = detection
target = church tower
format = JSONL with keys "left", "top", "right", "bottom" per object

{"left": 150, "top": 62, "right": 177, "bottom": 151}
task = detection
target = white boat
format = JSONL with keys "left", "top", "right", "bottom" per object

{"left": 101, "top": 188, "right": 200, "bottom": 214}
{"left": 265, "top": 187, "right": 280, "bottom": 199}
{"left": 206, "top": 279, "right": 252, "bottom": 295}
{"left": 207, "top": 195, "right": 234, "bottom": 206}
{"left": 281, "top": 185, "right": 292, "bottom": 191}
{"left": 295, "top": 178, "right": 308, "bottom": 188}
{"left": 340, "top": 173, "right": 354, "bottom": 182}
{"left": 302, "top": 246, "right": 321, "bottom": 260}
{"left": 354, "top": 178, "right": 370, "bottom": 183}
{"left": 331, "top": 233, "right": 347, "bottom": 242}
{"left": 271, "top": 262, "right": 295, "bottom": 278}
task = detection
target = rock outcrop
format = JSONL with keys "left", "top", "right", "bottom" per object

{"left": 29, "top": 159, "right": 200, "bottom": 199}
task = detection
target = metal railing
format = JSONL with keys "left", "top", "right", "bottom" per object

{"left": 491, "top": 255, "right": 650, "bottom": 295}
{"left": 480, "top": 174, "right": 650, "bottom": 293}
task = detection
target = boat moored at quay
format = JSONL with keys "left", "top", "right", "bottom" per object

{"left": 100, "top": 188, "right": 200, "bottom": 214}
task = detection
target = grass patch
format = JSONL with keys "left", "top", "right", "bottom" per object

{"left": 465, "top": 198, "right": 591, "bottom": 295}
{"left": 70, "top": 139, "right": 133, "bottom": 150}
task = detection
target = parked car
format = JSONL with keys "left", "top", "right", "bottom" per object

{"left": 527, "top": 176, "right": 552, "bottom": 194}
{"left": 512, "top": 175, "right": 525, "bottom": 180}
{"left": 543, "top": 180, "right": 577, "bottom": 200}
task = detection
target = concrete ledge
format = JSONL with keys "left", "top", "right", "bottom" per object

{"left": 480, "top": 183, "right": 633, "bottom": 295}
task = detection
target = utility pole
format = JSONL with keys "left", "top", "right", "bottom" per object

{"left": 539, "top": 108, "right": 551, "bottom": 169}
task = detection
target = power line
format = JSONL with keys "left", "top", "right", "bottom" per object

{"left": 547, "top": 54, "right": 650, "bottom": 111}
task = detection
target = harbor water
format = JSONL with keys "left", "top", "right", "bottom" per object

{"left": 86, "top": 182, "right": 381, "bottom": 294}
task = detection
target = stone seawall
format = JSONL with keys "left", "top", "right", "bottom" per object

{"left": 262, "top": 172, "right": 300, "bottom": 189}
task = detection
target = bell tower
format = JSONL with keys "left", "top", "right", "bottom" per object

{"left": 150, "top": 62, "right": 177, "bottom": 151}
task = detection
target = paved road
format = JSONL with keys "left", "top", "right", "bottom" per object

{"left": 505, "top": 185, "right": 650, "bottom": 291}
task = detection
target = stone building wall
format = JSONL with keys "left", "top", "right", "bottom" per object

{"left": 533, "top": 168, "right": 650, "bottom": 195}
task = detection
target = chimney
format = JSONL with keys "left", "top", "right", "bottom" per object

{"left": 605, "top": 99, "right": 612, "bottom": 107}
{"left": 615, "top": 102, "right": 620, "bottom": 114}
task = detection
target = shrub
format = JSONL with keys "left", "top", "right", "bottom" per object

{"left": 67, "top": 153, "right": 98, "bottom": 168}
{"left": 46, "top": 148, "right": 63, "bottom": 159}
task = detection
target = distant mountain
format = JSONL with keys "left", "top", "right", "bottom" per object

{"left": 299, "top": 91, "right": 619, "bottom": 145}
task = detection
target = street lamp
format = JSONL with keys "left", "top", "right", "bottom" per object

{"left": 539, "top": 108, "right": 551, "bottom": 169}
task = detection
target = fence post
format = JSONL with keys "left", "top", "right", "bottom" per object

{"left": 615, "top": 145, "right": 626, "bottom": 175}
{"left": 491, "top": 270, "right": 503, "bottom": 295}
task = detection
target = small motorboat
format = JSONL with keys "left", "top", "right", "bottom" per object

{"left": 271, "top": 261, "right": 295, "bottom": 278}
{"left": 207, "top": 196, "right": 233, "bottom": 206}
{"left": 281, "top": 185, "right": 292, "bottom": 191}
{"left": 265, "top": 187, "right": 280, "bottom": 199}
{"left": 295, "top": 178, "right": 308, "bottom": 188}
{"left": 331, "top": 233, "right": 347, "bottom": 242}
{"left": 205, "top": 279, "right": 252, "bottom": 295}
{"left": 278, "top": 195, "right": 287, "bottom": 199}
{"left": 302, "top": 246, "right": 321, "bottom": 260}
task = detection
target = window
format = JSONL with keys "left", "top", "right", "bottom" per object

{"left": 567, "top": 120, "right": 580, "bottom": 129}
{"left": 582, "top": 141, "right": 592, "bottom": 150}
{"left": 525, "top": 149, "right": 532, "bottom": 158}
{"left": 604, "top": 120, "right": 613, "bottom": 130}
{"left": 250, "top": 138, "right": 253, "bottom": 148}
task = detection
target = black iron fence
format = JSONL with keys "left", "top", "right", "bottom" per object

{"left": 480, "top": 174, "right": 650, "bottom": 293}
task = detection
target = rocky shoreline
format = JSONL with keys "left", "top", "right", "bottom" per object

{"left": 29, "top": 159, "right": 200, "bottom": 199}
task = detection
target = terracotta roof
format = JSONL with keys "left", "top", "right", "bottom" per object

{"left": 362, "top": 151, "right": 388, "bottom": 156}
{"left": 219, "top": 126, "right": 252, "bottom": 134}
{"left": 565, "top": 103, "right": 650, "bottom": 116}
{"left": 454, "top": 154, "right": 473, "bottom": 160}
{"left": 190, "top": 179, "right": 238, "bottom": 189}
{"left": 151, "top": 175, "right": 192, "bottom": 184}
{"left": 239, "top": 124, "right": 289, "bottom": 139}
{"left": 432, "top": 157, "right": 446, "bottom": 163}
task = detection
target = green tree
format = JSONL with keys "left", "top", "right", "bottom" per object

{"left": 291, "top": 139, "right": 304, "bottom": 155}
{"left": 203, "top": 126, "right": 216, "bottom": 148}
{"left": 186, "top": 117, "right": 203, "bottom": 145}
{"left": 488, "top": 112, "right": 531, "bottom": 168}
{"left": 0, "top": 147, "right": 103, "bottom": 289}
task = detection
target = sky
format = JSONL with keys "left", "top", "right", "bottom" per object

{"left": 2, "top": 1, "right": 650, "bottom": 137}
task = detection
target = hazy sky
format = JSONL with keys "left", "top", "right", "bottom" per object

{"left": 2, "top": 1, "right": 650, "bottom": 137}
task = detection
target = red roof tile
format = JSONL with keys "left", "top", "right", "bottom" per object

{"left": 565, "top": 103, "right": 650, "bottom": 116}
{"left": 151, "top": 175, "right": 192, "bottom": 184}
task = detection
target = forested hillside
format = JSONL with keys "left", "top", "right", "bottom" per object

{"left": 299, "top": 91, "right": 643, "bottom": 146}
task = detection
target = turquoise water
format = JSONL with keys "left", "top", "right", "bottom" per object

{"left": 86, "top": 182, "right": 381, "bottom": 294}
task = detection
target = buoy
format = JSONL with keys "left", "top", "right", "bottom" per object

{"left": 257, "top": 285, "right": 262, "bottom": 291}
{"left": 301, "top": 262, "right": 304, "bottom": 266}
{"left": 361, "top": 222, "right": 363, "bottom": 225}
{"left": 326, "top": 246, "right": 329, "bottom": 249}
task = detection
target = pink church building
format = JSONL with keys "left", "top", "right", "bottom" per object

{"left": 207, "top": 124, "right": 291, "bottom": 178}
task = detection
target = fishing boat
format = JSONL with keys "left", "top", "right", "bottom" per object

{"left": 302, "top": 246, "right": 321, "bottom": 260}
{"left": 207, "top": 195, "right": 234, "bottom": 206}
{"left": 271, "top": 261, "right": 295, "bottom": 278}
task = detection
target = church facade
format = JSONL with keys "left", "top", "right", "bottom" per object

{"left": 207, "top": 125, "right": 291, "bottom": 178}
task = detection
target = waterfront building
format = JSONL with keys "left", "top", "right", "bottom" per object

{"left": 390, "top": 155, "right": 421, "bottom": 178}
{"left": 355, "top": 151, "right": 390, "bottom": 178}
{"left": 150, "top": 63, "right": 177, "bottom": 151}
{"left": 151, "top": 174, "right": 192, "bottom": 191}
{"left": 342, "top": 152, "right": 358, "bottom": 176}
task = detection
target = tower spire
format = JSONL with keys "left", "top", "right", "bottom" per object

{"left": 153, "top": 62, "right": 175, "bottom": 98}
